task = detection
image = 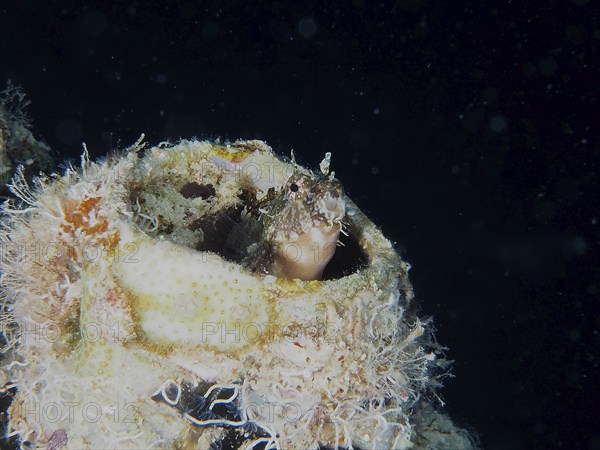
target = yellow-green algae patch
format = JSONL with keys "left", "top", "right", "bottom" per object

{"left": 112, "top": 229, "right": 273, "bottom": 352}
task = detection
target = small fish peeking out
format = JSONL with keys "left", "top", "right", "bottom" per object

{"left": 257, "top": 172, "right": 346, "bottom": 280}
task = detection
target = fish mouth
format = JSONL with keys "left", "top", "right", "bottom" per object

{"left": 314, "top": 195, "right": 346, "bottom": 226}
{"left": 270, "top": 196, "right": 345, "bottom": 281}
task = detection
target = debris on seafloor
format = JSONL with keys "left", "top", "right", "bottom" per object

{"left": 0, "top": 90, "right": 477, "bottom": 449}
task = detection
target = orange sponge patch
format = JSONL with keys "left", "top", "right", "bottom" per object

{"left": 60, "top": 196, "right": 119, "bottom": 248}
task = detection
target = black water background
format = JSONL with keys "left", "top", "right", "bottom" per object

{"left": 1, "top": 1, "right": 599, "bottom": 449}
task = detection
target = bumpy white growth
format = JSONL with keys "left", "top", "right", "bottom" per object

{"left": 0, "top": 139, "right": 451, "bottom": 449}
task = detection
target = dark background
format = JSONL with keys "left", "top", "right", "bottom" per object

{"left": 1, "top": 1, "right": 599, "bottom": 449}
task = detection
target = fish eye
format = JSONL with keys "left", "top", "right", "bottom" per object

{"left": 290, "top": 183, "right": 299, "bottom": 192}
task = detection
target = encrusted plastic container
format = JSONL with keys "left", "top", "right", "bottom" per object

{"left": 0, "top": 139, "right": 467, "bottom": 449}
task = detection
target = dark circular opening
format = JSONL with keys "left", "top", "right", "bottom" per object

{"left": 192, "top": 200, "right": 368, "bottom": 280}
{"left": 322, "top": 226, "right": 368, "bottom": 279}
{"left": 130, "top": 173, "right": 368, "bottom": 281}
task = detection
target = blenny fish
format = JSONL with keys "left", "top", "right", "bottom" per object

{"left": 206, "top": 143, "right": 346, "bottom": 280}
